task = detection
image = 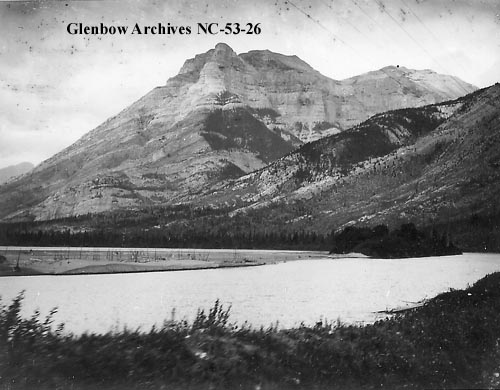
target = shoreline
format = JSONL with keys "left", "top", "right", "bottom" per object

{"left": 2, "top": 247, "right": 494, "bottom": 277}
{"left": 0, "top": 247, "right": 328, "bottom": 277}
{"left": 0, "top": 261, "right": 266, "bottom": 277}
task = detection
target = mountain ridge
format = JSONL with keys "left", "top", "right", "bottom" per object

{"left": 202, "top": 84, "right": 500, "bottom": 234}
{"left": 1, "top": 85, "right": 498, "bottom": 251}
{"left": 0, "top": 43, "right": 478, "bottom": 222}
{"left": 0, "top": 162, "right": 34, "bottom": 185}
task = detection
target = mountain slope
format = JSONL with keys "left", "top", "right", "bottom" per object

{"left": 199, "top": 84, "right": 500, "bottom": 234}
{"left": 0, "top": 162, "right": 33, "bottom": 185}
{"left": 0, "top": 43, "right": 476, "bottom": 222}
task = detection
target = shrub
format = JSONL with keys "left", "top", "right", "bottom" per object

{"left": 2, "top": 275, "right": 500, "bottom": 389}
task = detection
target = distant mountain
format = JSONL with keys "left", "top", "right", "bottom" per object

{"left": 0, "top": 162, "right": 33, "bottom": 185}
{"left": 0, "top": 43, "right": 476, "bottom": 222}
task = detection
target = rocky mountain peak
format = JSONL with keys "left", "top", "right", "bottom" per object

{"left": 213, "top": 42, "right": 236, "bottom": 56}
{"left": 240, "top": 49, "right": 316, "bottom": 73}
{"left": 171, "top": 44, "right": 476, "bottom": 137}
{"left": 205, "top": 43, "right": 244, "bottom": 71}
{"left": 176, "top": 43, "right": 240, "bottom": 78}
{"left": 0, "top": 44, "right": 480, "bottom": 221}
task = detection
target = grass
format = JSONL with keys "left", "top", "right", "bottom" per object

{"left": 2, "top": 274, "right": 500, "bottom": 389}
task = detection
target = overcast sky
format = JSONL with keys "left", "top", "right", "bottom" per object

{"left": 1, "top": 0, "right": 499, "bottom": 169}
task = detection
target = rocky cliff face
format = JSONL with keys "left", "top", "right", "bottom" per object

{"left": 202, "top": 84, "right": 500, "bottom": 232}
{"left": 0, "top": 43, "right": 477, "bottom": 222}
{"left": 173, "top": 44, "right": 476, "bottom": 143}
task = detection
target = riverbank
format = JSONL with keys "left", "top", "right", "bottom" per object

{"left": 0, "top": 247, "right": 327, "bottom": 276}
{"left": 2, "top": 272, "right": 500, "bottom": 389}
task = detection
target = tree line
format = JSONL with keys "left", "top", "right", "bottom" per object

{"left": 0, "top": 225, "right": 332, "bottom": 250}
{"left": 1, "top": 209, "right": 497, "bottom": 253}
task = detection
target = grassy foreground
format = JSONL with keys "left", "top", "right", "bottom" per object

{"left": 2, "top": 274, "right": 500, "bottom": 390}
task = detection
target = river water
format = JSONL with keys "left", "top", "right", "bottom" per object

{"left": 0, "top": 253, "right": 499, "bottom": 334}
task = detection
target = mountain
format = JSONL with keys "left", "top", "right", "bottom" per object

{"left": 0, "top": 162, "right": 33, "bottom": 185}
{"left": 199, "top": 84, "right": 500, "bottom": 241}
{"left": 0, "top": 43, "right": 476, "bottom": 222}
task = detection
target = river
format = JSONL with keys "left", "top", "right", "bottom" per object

{"left": 0, "top": 252, "right": 499, "bottom": 334}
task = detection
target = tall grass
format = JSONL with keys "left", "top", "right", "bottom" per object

{"left": 2, "top": 274, "right": 500, "bottom": 389}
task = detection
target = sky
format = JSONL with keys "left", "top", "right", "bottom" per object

{"left": 0, "top": 0, "right": 499, "bottom": 169}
